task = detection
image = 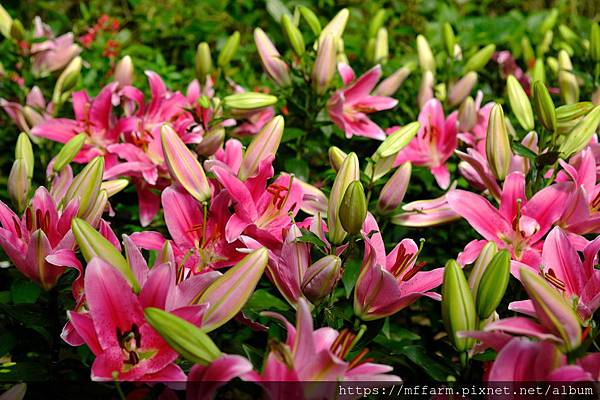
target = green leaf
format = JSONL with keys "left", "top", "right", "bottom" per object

{"left": 10, "top": 280, "right": 42, "bottom": 305}
{"left": 282, "top": 128, "right": 305, "bottom": 143}
{"left": 512, "top": 141, "right": 537, "bottom": 160}
{"left": 296, "top": 229, "right": 327, "bottom": 253}
{"left": 283, "top": 158, "right": 309, "bottom": 181}
{"left": 245, "top": 289, "right": 290, "bottom": 314}
{"left": 400, "top": 345, "right": 457, "bottom": 381}
{"left": 342, "top": 258, "right": 360, "bottom": 298}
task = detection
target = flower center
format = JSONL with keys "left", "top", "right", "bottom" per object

{"left": 543, "top": 268, "right": 566, "bottom": 291}
{"left": 117, "top": 324, "right": 142, "bottom": 367}
{"left": 330, "top": 329, "right": 372, "bottom": 369}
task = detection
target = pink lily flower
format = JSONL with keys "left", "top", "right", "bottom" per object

{"left": 30, "top": 16, "right": 81, "bottom": 76}
{"left": 391, "top": 183, "right": 461, "bottom": 227}
{"left": 327, "top": 64, "right": 398, "bottom": 140}
{"left": 1, "top": 86, "right": 52, "bottom": 134}
{"left": 0, "top": 187, "right": 81, "bottom": 290}
{"left": 245, "top": 297, "right": 400, "bottom": 388}
{"left": 517, "top": 227, "right": 600, "bottom": 321}
{"left": 447, "top": 171, "right": 571, "bottom": 267}
{"left": 66, "top": 256, "right": 206, "bottom": 382}
{"left": 486, "top": 338, "right": 594, "bottom": 381}
{"left": 354, "top": 214, "right": 443, "bottom": 320}
{"left": 210, "top": 157, "right": 303, "bottom": 247}
{"left": 395, "top": 99, "right": 458, "bottom": 189}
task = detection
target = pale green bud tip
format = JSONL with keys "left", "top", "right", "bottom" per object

{"left": 507, "top": 75, "right": 534, "bottom": 131}
{"left": 464, "top": 44, "right": 496, "bottom": 73}
{"left": 532, "top": 80, "right": 557, "bottom": 133}
{"left": 281, "top": 15, "right": 305, "bottom": 56}
{"left": 486, "top": 104, "right": 512, "bottom": 181}
{"left": 195, "top": 42, "right": 213, "bottom": 81}
{"left": 8, "top": 159, "right": 29, "bottom": 213}
{"left": 328, "top": 146, "right": 347, "bottom": 172}
{"left": 15, "top": 132, "right": 34, "bottom": 179}
{"left": 416, "top": 35, "right": 435, "bottom": 72}
{"left": 218, "top": 31, "right": 240, "bottom": 67}
{"left": 53, "top": 133, "right": 87, "bottom": 172}
{"left": 339, "top": 180, "right": 367, "bottom": 235}
{"left": 441, "top": 259, "right": 476, "bottom": 351}
{"left": 223, "top": 92, "right": 278, "bottom": 110}
{"left": 475, "top": 250, "right": 510, "bottom": 319}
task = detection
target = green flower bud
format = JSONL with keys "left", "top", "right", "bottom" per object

{"left": 468, "top": 241, "right": 498, "bottom": 295}
{"left": 547, "top": 57, "right": 559, "bottom": 76}
{"left": 195, "top": 42, "right": 212, "bottom": 82}
{"left": 223, "top": 92, "right": 278, "bottom": 110}
{"left": 532, "top": 58, "right": 546, "bottom": 84}
{"left": 339, "top": 181, "right": 367, "bottom": 235}
{"left": 507, "top": 75, "right": 534, "bottom": 131}
{"left": 298, "top": 6, "right": 321, "bottom": 36}
{"left": 538, "top": 31, "right": 554, "bottom": 58}
{"left": 475, "top": 250, "right": 510, "bottom": 319}
{"left": 8, "top": 159, "right": 29, "bottom": 213}
{"left": 486, "top": 104, "right": 512, "bottom": 181}
{"left": 556, "top": 102, "right": 594, "bottom": 123}
{"left": 15, "top": 132, "right": 34, "bottom": 180}
{"left": 458, "top": 96, "right": 476, "bottom": 132}
{"left": 441, "top": 259, "right": 476, "bottom": 352}
{"left": 53, "top": 57, "right": 82, "bottom": 105}
{"left": 448, "top": 72, "right": 477, "bottom": 107}
{"left": 281, "top": 15, "right": 305, "bottom": 56}
{"left": 368, "top": 9, "right": 386, "bottom": 39}
{"left": 328, "top": 153, "right": 359, "bottom": 244}
{"left": 0, "top": 3, "right": 13, "bottom": 38}
{"left": 416, "top": 35, "right": 435, "bottom": 72}
{"left": 218, "top": 31, "right": 240, "bottom": 67}
{"left": 540, "top": 9, "right": 559, "bottom": 34}
{"left": 521, "top": 37, "right": 535, "bottom": 67}
{"left": 591, "top": 23, "right": 600, "bottom": 63}
{"left": 301, "top": 255, "right": 342, "bottom": 303}
{"left": 559, "top": 105, "right": 600, "bottom": 158}
{"left": 144, "top": 308, "right": 221, "bottom": 365}
{"left": 558, "top": 50, "right": 579, "bottom": 104}
{"left": 442, "top": 22, "right": 456, "bottom": 57}
{"left": 9, "top": 19, "right": 24, "bottom": 41}
{"left": 376, "top": 122, "right": 420, "bottom": 159}
{"left": 373, "top": 28, "right": 389, "bottom": 65}
{"left": 463, "top": 44, "right": 495, "bottom": 73}
{"left": 328, "top": 146, "right": 347, "bottom": 172}
{"left": 53, "top": 133, "right": 86, "bottom": 172}
{"left": 101, "top": 179, "right": 129, "bottom": 198}
{"left": 558, "top": 24, "right": 579, "bottom": 46}
{"left": 63, "top": 156, "right": 104, "bottom": 218}
{"left": 532, "top": 81, "right": 557, "bottom": 133}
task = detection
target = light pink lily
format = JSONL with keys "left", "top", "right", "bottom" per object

{"left": 447, "top": 171, "right": 571, "bottom": 267}
{"left": 1, "top": 86, "right": 52, "bottom": 134}
{"left": 245, "top": 297, "right": 400, "bottom": 389}
{"left": 395, "top": 98, "right": 458, "bottom": 189}
{"left": 210, "top": 157, "right": 303, "bottom": 247}
{"left": 517, "top": 227, "right": 600, "bottom": 321}
{"left": 66, "top": 257, "right": 206, "bottom": 382}
{"left": 327, "top": 64, "right": 398, "bottom": 140}
{"left": 456, "top": 92, "right": 494, "bottom": 156}
{"left": 391, "top": 184, "right": 461, "bottom": 227}
{"left": 354, "top": 214, "right": 443, "bottom": 320}
{"left": 486, "top": 338, "right": 594, "bottom": 381}
{"left": 30, "top": 16, "right": 81, "bottom": 75}
{"left": 0, "top": 187, "right": 81, "bottom": 290}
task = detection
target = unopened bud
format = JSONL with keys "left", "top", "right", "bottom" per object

{"left": 373, "top": 66, "right": 411, "bottom": 97}
{"left": 339, "top": 180, "right": 367, "bottom": 235}
{"left": 368, "top": 9, "right": 386, "bottom": 39}
{"left": 532, "top": 81, "right": 557, "bottom": 133}
{"left": 376, "top": 122, "right": 420, "bottom": 159}
{"left": 417, "top": 71, "right": 434, "bottom": 108}
{"left": 196, "top": 127, "right": 225, "bottom": 157}
{"left": 558, "top": 50, "right": 579, "bottom": 104}
{"left": 299, "top": 6, "right": 321, "bottom": 36}
{"left": 53, "top": 133, "right": 86, "bottom": 172}
{"left": 475, "top": 250, "right": 510, "bottom": 319}
{"left": 114, "top": 55, "right": 133, "bottom": 87}
{"left": 328, "top": 146, "right": 347, "bottom": 172}
{"left": 463, "top": 44, "right": 495, "bottom": 73}
{"left": 521, "top": 37, "right": 535, "bottom": 67}
{"left": 448, "top": 72, "right": 477, "bottom": 107}
{"left": 532, "top": 58, "right": 546, "bottom": 84}
{"left": 467, "top": 241, "right": 498, "bottom": 294}
{"left": 223, "top": 92, "right": 277, "bottom": 110}
{"left": 540, "top": 8, "right": 559, "bottom": 34}
{"left": 8, "top": 159, "right": 29, "bottom": 212}
{"left": 15, "top": 132, "right": 34, "bottom": 180}
{"left": 591, "top": 23, "right": 600, "bottom": 63}
{"left": 195, "top": 42, "right": 212, "bottom": 82}
{"left": 63, "top": 156, "right": 104, "bottom": 217}
{"left": 416, "top": 35, "right": 435, "bottom": 72}
{"left": 0, "top": 3, "right": 13, "bottom": 38}
{"left": 312, "top": 34, "right": 337, "bottom": 94}
{"left": 239, "top": 116, "right": 284, "bottom": 180}
{"left": 10, "top": 19, "right": 24, "bottom": 41}
{"left": 218, "top": 31, "right": 240, "bottom": 68}
{"left": 442, "top": 22, "right": 456, "bottom": 57}
{"left": 486, "top": 104, "right": 512, "bottom": 180}
{"left": 101, "top": 179, "right": 128, "bottom": 198}
{"left": 254, "top": 28, "right": 291, "bottom": 87}
{"left": 506, "top": 75, "right": 534, "bottom": 131}
{"left": 559, "top": 105, "right": 600, "bottom": 158}
{"left": 441, "top": 259, "right": 476, "bottom": 352}
{"left": 53, "top": 56, "right": 82, "bottom": 104}
{"left": 328, "top": 153, "right": 359, "bottom": 244}
{"left": 373, "top": 28, "right": 388, "bottom": 65}
{"left": 301, "top": 255, "right": 342, "bottom": 303}
{"left": 281, "top": 15, "right": 304, "bottom": 56}
{"left": 458, "top": 96, "right": 476, "bottom": 132}
{"left": 377, "top": 162, "right": 411, "bottom": 214}
{"left": 318, "top": 8, "right": 349, "bottom": 46}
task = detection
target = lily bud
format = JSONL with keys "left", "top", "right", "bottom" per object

{"left": 197, "top": 248, "right": 268, "bottom": 332}
{"left": 161, "top": 124, "right": 211, "bottom": 203}
{"left": 463, "top": 44, "right": 495, "bottom": 73}
{"left": 467, "top": 241, "right": 497, "bottom": 294}
{"left": 318, "top": 8, "right": 349, "bottom": 46}
{"left": 114, "top": 55, "right": 133, "bottom": 87}
{"left": 299, "top": 6, "right": 321, "bottom": 36}
{"left": 532, "top": 58, "right": 546, "bottom": 84}
{"left": 538, "top": 31, "right": 554, "bottom": 58}
{"left": 448, "top": 72, "right": 477, "bottom": 107}
{"left": 63, "top": 156, "right": 104, "bottom": 217}
{"left": 328, "top": 152, "right": 359, "bottom": 245}
{"left": 218, "top": 31, "right": 240, "bottom": 68}
{"left": 441, "top": 259, "right": 476, "bottom": 352}
{"left": 301, "top": 255, "right": 342, "bottom": 303}
{"left": 80, "top": 189, "right": 108, "bottom": 225}
{"left": 281, "top": 15, "right": 304, "bottom": 56}
{"left": 417, "top": 71, "right": 434, "bottom": 108}
{"left": 9, "top": 19, "right": 24, "bottom": 41}
{"left": 506, "top": 75, "right": 534, "bottom": 131}
{"left": 15, "top": 132, "right": 34, "bottom": 180}
{"left": 458, "top": 96, "right": 477, "bottom": 132}
{"left": 8, "top": 159, "right": 29, "bottom": 213}
{"left": 559, "top": 105, "right": 600, "bottom": 158}
{"left": 53, "top": 56, "right": 82, "bottom": 104}
{"left": 195, "top": 42, "right": 212, "bottom": 82}
{"left": 312, "top": 34, "right": 337, "bottom": 94}
{"left": 373, "top": 66, "right": 411, "bottom": 97}
{"left": 547, "top": 56, "right": 559, "bottom": 76}
{"left": 0, "top": 4, "right": 13, "bottom": 38}
{"left": 239, "top": 115, "right": 284, "bottom": 180}
{"left": 101, "top": 179, "right": 128, "bottom": 198}
{"left": 416, "top": 35, "right": 435, "bottom": 72}
{"left": 339, "top": 181, "right": 367, "bottom": 235}
{"left": 373, "top": 28, "right": 389, "bottom": 65}
{"left": 475, "top": 250, "right": 510, "bottom": 319}
{"left": 377, "top": 162, "right": 411, "bottom": 214}
{"left": 254, "top": 28, "right": 291, "bottom": 87}
{"left": 442, "top": 22, "right": 456, "bottom": 57}
{"left": 591, "top": 23, "right": 600, "bottom": 63}
{"left": 486, "top": 104, "right": 512, "bottom": 181}
{"left": 145, "top": 308, "right": 221, "bottom": 365}
{"left": 328, "top": 146, "right": 347, "bottom": 172}
{"left": 521, "top": 37, "right": 535, "bottom": 67}
{"left": 53, "top": 133, "right": 86, "bottom": 172}
{"left": 519, "top": 267, "right": 581, "bottom": 351}
{"left": 223, "top": 92, "right": 277, "bottom": 110}
{"left": 72, "top": 218, "right": 139, "bottom": 291}
{"left": 368, "top": 9, "right": 386, "bottom": 38}
{"left": 532, "top": 81, "right": 557, "bottom": 133}
{"left": 376, "top": 122, "right": 420, "bottom": 158}
{"left": 558, "top": 50, "right": 579, "bottom": 104}
{"left": 556, "top": 102, "right": 594, "bottom": 123}
{"left": 365, "top": 154, "right": 396, "bottom": 182}
{"left": 196, "top": 127, "right": 225, "bottom": 157}
{"left": 540, "top": 8, "right": 559, "bottom": 34}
